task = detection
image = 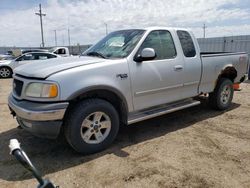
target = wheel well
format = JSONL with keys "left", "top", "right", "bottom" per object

{"left": 67, "top": 89, "right": 128, "bottom": 125}
{"left": 218, "top": 66, "right": 237, "bottom": 82}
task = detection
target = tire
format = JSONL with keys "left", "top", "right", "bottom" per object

{"left": 0, "top": 66, "right": 12, "bottom": 78}
{"left": 209, "top": 78, "right": 234, "bottom": 110}
{"left": 64, "top": 99, "right": 119, "bottom": 154}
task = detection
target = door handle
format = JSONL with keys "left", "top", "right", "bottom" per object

{"left": 174, "top": 65, "right": 183, "bottom": 71}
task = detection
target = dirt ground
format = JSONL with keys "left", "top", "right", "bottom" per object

{"left": 0, "top": 79, "right": 250, "bottom": 188}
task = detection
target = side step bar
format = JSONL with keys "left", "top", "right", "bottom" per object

{"left": 128, "top": 99, "right": 200, "bottom": 125}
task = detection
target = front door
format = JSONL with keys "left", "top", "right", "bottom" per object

{"left": 129, "top": 30, "right": 185, "bottom": 111}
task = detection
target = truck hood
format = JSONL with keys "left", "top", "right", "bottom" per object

{"left": 14, "top": 56, "right": 105, "bottom": 79}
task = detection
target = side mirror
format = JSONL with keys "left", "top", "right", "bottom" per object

{"left": 134, "top": 48, "right": 156, "bottom": 62}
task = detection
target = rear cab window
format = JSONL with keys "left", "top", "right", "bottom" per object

{"left": 177, "top": 30, "right": 196, "bottom": 57}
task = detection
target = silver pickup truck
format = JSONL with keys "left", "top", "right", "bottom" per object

{"left": 8, "top": 27, "right": 249, "bottom": 154}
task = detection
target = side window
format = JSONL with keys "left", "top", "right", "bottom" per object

{"left": 47, "top": 54, "right": 57, "bottom": 58}
{"left": 139, "top": 30, "right": 176, "bottom": 60}
{"left": 38, "top": 53, "right": 57, "bottom": 60}
{"left": 22, "top": 54, "right": 36, "bottom": 61}
{"left": 159, "top": 31, "right": 177, "bottom": 59}
{"left": 58, "top": 48, "right": 66, "bottom": 54}
{"left": 177, "top": 30, "right": 196, "bottom": 57}
{"left": 38, "top": 55, "right": 48, "bottom": 60}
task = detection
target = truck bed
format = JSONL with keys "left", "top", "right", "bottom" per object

{"left": 199, "top": 52, "right": 249, "bottom": 94}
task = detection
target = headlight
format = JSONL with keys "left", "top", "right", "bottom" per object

{"left": 25, "top": 83, "right": 58, "bottom": 98}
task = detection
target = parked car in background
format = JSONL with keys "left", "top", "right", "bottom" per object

{"left": 0, "top": 54, "right": 14, "bottom": 60}
{"left": 0, "top": 52, "right": 60, "bottom": 78}
{"left": 48, "top": 47, "right": 70, "bottom": 57}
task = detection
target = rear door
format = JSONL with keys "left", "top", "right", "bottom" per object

{"left": 177, "top": 30, "right": 202, "bottom": 98}
{"left": 130, "top": 30, "right": 185, "bottom": 110}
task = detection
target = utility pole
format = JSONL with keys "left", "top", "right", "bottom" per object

{"left": 54, "top": 30, "right": 57, "bottom": 46}
{"left": 68, "top": 28, "right": 71, "bottom": 54}
{"left": 68, "top": 28, "right": 71, "bottom": 47}
{"left": 203, "top": 23, "right": 207, "bottom": 38}
{"left": 35, "top": 4, "right": 46, "bottom": 47}
{"left": 62, "top": 34, "right": 65, "bottom": 46}
{"left": 104, "top": 23, "right": 108, "bottom": 35}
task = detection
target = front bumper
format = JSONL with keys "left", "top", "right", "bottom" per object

{"left": 8, "top": 95, "right": 69, "bottom": 138}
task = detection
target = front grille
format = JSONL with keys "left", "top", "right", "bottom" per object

{"left": 13, "top": 79, "right": 23, "bottom": 96}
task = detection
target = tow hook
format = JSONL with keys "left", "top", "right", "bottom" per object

{"left": 9, "top": 107, "right": 16, "bottom": 118}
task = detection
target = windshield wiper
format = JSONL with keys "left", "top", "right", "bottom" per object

{"left": 86, "top": 51, "right": 107, "bottom": 59}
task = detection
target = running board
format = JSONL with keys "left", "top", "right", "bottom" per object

{"left": 128, "top": 99, "right": 200, "bottom": 125}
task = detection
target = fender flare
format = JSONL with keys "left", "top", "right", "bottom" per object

{"left": 67, "top": 85, "right": 129, "bottom": 116}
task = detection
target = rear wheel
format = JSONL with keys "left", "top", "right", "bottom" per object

{"left": 209, "top": 78, "right": 234, "bottom": 110}
{"left": 0, "top": 66, "right": 12, "bottom": 78}
{"left": 64, "top": 99, "right": 119, "bottom": 154}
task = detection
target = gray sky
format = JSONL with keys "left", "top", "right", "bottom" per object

{"left": 0, "top": 0, "right": 250, "bottom": 47}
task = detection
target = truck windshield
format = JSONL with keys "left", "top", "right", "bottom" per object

{"left": 82, "top": 29, "right": 145, "bottom": 59}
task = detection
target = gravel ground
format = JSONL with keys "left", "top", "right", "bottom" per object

{"left": 0, "top": 78, "right": 250, "bottom": 188}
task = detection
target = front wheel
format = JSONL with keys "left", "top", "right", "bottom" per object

{"left": 64, "top": 99, "right": 119, "bottom": 154}
{"left": 209, "top": 78, "right": 234, "bottom": 110}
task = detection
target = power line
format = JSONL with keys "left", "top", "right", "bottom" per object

{"left": 35, "top": 4, "right": 46, "bottom": 47}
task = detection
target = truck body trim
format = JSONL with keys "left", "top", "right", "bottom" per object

{"left": 201, "top": 52, "right": 246, "bottom": 58}
{"left": 128, "top": 99, "right": 200, "bottom": 124}
{"left": 135, "top": 81, "right": 200, "bottom": 97}
{"left": 135, "top": 84, "right": 183, "bottom": 96}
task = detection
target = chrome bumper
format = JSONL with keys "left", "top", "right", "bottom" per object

{"left": 8, "top": 95, "right": 68, "bottom": 121}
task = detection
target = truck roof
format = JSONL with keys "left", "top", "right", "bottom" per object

{"left": 144, "top": 26, "right": 190, "bottom": 31}
{"left": 115, "top": 27, "right": 191, "bottom": 33}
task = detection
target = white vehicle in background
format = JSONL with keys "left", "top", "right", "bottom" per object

{"left": 0, "top": 52, "right": 60, "bottom": 78}
{"left": 48, "top": 47, "right": 70, "bottom": 57}
{"left": 20, "top": 47, "right": 70, "bottom": 57}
